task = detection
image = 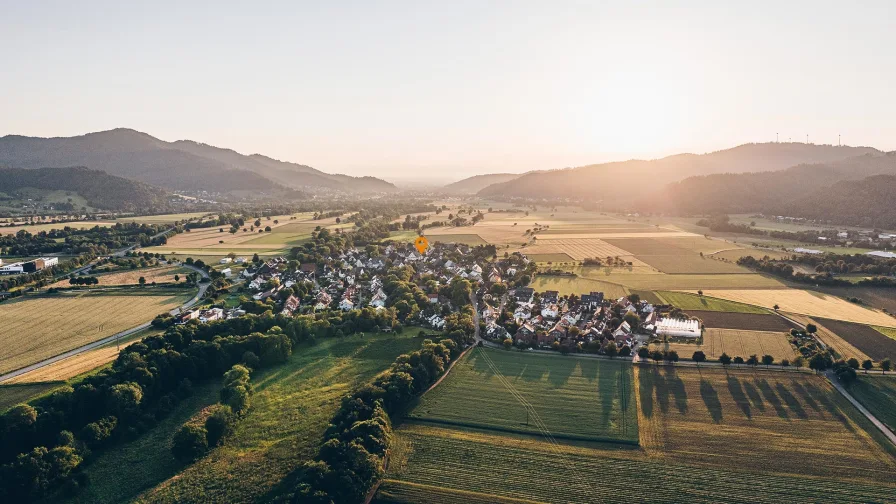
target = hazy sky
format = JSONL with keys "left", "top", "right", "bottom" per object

{"left": 3, "top": 1, "right": 895, "bottom": 179}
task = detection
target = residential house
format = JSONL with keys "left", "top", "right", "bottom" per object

{"left": 281, "top": 295, "right": 300, "bottom": 316}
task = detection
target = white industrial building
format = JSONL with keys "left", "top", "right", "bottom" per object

{"left": 656, "top": 318, "right": 701, "bottom": 338}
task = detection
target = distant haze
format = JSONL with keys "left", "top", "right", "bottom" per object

{"left": 3, "top": 1, "right": 895, "bottom": 179}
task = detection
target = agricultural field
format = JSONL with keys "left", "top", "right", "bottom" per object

{"left": 110, "top": 332, "right": 427, "bottom": 504}
{"left": 529, "top": 275, "right": 629, "bottom": 299}
{"left": 49, "top": 265, "right": 190, "bottom": 288}
{"left": 0, "top": 293, "right": 189, "bottom": 375}
{"left": 691, "top": 289, "right": 896, "bottom": 327}
{"left": 525, "top": 237, "right": 645, "bottom": 263}
{"left": 686, "top": 311, "right": 797, "bottom": 332}
{"left": 784, "top": 314, "right": 870, "bottom": 364}
{"left": 603, "top": 237, "right": 750, "bottom": 274}
{"left": 652, "top": 329, "right": 797, "bottom": 362}
{"left": 0, "top": 382, "right": 65, "bottom": 413}
{"left": 711, "top": 247, "right": 792, "bottom": 261}
{"left": 409, "top": 348, "right": 638, "bottom": 443}
{"left": 876, "top": 326, "right": 896, "bottom": 341}
{"left": 850, "top": 376, "right": 896, "bottom": 434}
{"left": 119, "top": 212, "right": 211, "bottom": 224}
{"left": 0, "top": 220, "right": 114, "bottom": 235}
{"left": 816, "top": 318, "right": 896, "bottom": 362}
{"left": 525, "top": 252, "right": 574, "bottom": 263}
{"left": 426, "top": 233, "right": 487, "bottom": 245}
{"left": 656, "top": 291, "right": 769, "bottom": 314}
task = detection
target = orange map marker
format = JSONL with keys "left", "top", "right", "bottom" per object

{"left": 414, "top": 236, "right": 429, "bottom": 254}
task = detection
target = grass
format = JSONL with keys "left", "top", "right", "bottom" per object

{"left": 0, "top": 292, "right": 189, "bottom": 375}
{"left": 50, "top": 265, "right": 190, "bottom": 288}
{"left": 874, "top": 325, "right": 896, "bottom": 341}
{"left": 409, "top": 347, "right": 638, "bottom": 443}
{"left": 694, "top": 289, "right": 896, "bottom": 327}
{"left": 119, "top": 212, "right": 212, "bottom": 224}
{"left": 117, "top": 332, "right": 426, "bottom": 504}
{"left": 529, "top": 275, "right": 629, "bottom": 299}
{"left": 656, "top": 291, "right": 769, "bottom": 314}
{"left": 651, "top": 329, "right": 797, "bottom": 362}
{"left": 0, "top": 382, "right": 65, "bottom": 413}
{"left": 850, "top": 375, "right": 896, "bottom": 434}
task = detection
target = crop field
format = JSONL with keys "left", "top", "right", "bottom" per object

{"left": 686, "top": 311, "right": 797, "bottom": 331}
{"left": 691, "top": 289, "right": 896, "bottom": 327}
{"left": 804, "top": 285, "right": 896, "bottom": 313}
{"left": 578, "top": 272, "right": 783, "bottom": 290}
{"left": 0, "top": 220, "right": 114, "bottom": 235}
{"left": 115, "top": 332, "right": 427, "bottom": 504}
{"left": 377, "top": 419, "right": 896, "bottom": 504}
{"left": 652, "top": 329, "right": 797, "bottom": 362}
{"left": 525, "top": 252, "right": 574, "bottom": 263}
{"left": 119, "top": 212, "right": 211, "bottom": 224}
{"left": 850, "top": 376, "right": 896, "bottom": 434}
{"left": 876, "top": 326, "right": 896, "bottom": 341}
{"left": 525, "top": 237, "right": 646, "bottom": 263}
{"left": 49, "top": 265, "right": 189, "bottom": 288}
{"left": 816, "top": 318, "right": 896, "bottom": 361}
{"left": 0, "top": 293, "right": 188, "bottom": 375}
{"left": 656, "top": 291, "right": 769, "bottom": 314}
{"left": 409, "top": 348, "right": 638, "bottom": 443}
{"left": 426, "top": 233, "right": 487, "bottom": 245}
{"left": 529, "top": 275, "right": 629, "bottom": 299}
{"left": 635, "top": 367, "right": 896, "bottom": 481}
{"left": 603, "top": 237, "right": 750, "bottom": 274}
{"left": 0, "top": 383, "right": 64, "bottom": 413}
{"left": 5, "top": 346, "right": 119, "bottom": 384}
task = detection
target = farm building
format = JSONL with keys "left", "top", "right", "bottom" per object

{"left": 793, "top": 247, "right": 823, "bottom": 255}
{"left": 866, "top": 250, "right": 896, "bottom": 259}
{"left": 656, "top": 318, "right": 701, "bottom": 338}
{"left": 0, "top": 257, "right": 58, "bottom": 275}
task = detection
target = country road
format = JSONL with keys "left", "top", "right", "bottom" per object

{"left": 0, "top": 263, "right": 208, "bottom": 383}
{"left": 826, "top": 370, "right": 896, "bottom": 447}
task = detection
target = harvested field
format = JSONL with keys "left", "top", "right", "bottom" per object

{"left": 534, "top": 231, "right": 698, "bottom": 239}
{"left": 817, "top": 318, "right": 896, "bottom": 361}
{"left": 5, "top": 346, "right": 120, "bottom": 383}
{"left": 635, "top": 367, "right": 896, "bottom": 481}
{"left": 120, "top": 212, "right": 211, "bottom": 224}
{"left": 851, "top": 376, "right": 896, "bottom": 434}
{"left": 656, "top": 291, "right": 769, "bottom": 314}
{"left": 409, "top": 348, "right": 638, "bottom": 443}
{"left": 426, "top": 233, "right": 487, "bottom": 245}
{"left": 653, "top": 329, "right": 797, "bottom": 362}
{"left": 805, "top": 285, "right": 896, "bottom": 314}
{"left": 576, "top": 272, "right": 783, "bottom": 290}
{"left": 0, "top": 383, "right": 64, "bottom": 413}
{"left": 529, "top": 275, "right": 628, "bottom": 299}
{"left": 526, "top": 253, "right": 574, "bottom": 263}
{"left": 604, "top": 237, "right": 749, "bottom": 274}
{"left": 686, "top": 311, "right": 797, "bottom": 332}
{"left": 691, "top": 289, "right": 896, "bottom": 327}
{"left": 0, "top": 293, "right": 188, "bottom": 375}
{"left": 0, "top": 221, "right": 114, "bottom": 235}
{"left": 525, "top": 238, "right": 644, "bottom": 262}
{"left": 49, "top": 265, "right": 188, "bottom": 288}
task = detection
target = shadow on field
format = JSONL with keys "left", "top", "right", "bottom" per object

{"left": 547, "top": 358, "right": 576, "bottom": 388}
{"left": 726, "top": 376, "right": 752, "bottom": 418}
{"left": 663, "top": 367, "right": 688, "bottom": 414}
{"left": 775, "top": 383, "right": 808, "bottom": 419}
{"left": 806, "top": 382, "right": 855, "bottom": 433}
{"left": 791, "top": 380, "right": 821, "bottom": 412}
{"left": 596, "top": 360, "right": 617, "bottom": 432}
{"left": 700, "top": 380, "right": 723, "bottom": 423}
{"left": 742, "top": 381, "right": 766, "bottom": 413}
{"left": 757, "top": 378, "right": 788, "bottom": 419}
{"left": 638, "top": 367, "right": 655, "bottom": 419}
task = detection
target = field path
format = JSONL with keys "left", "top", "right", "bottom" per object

{"left": 826, "top": 371, "right": 896, "bottom": 446}
{"left": 0, "top": 265, "right": 208, "bottom": 383}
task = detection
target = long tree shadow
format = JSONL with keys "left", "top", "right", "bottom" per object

{"left": 726, "top": 375, "right": 752, "bottom": 419}
{"left": 791, "top": 380, "right": 821, "bottom": 412}
{"left": 757, "top": 379, "right": 788, "bottom": 419}
{"left": 806, "top": 382, "right": 856, "bottom": 433}
{"left": 742, "top": 380, "right": 766, "bottom": 413}
{"left": 638, "top": 367, "right": 655, "bottom": 419}
{"left": 595, "top": 359, "right": 618, "bottom": 432}
{"left": 663, "top": 367, "right": 689, "bottom": 414}
{"left": 547, "top": 357, "right": 577, "bottom": 388}
{"left": 775, "top": 383, "right": 808, "bottom": 419}
{"left": 651, "top": 368, "right": 671, "bottom": 414}
{"left": 700, "top": 380, "right": 723, "bottom": 423}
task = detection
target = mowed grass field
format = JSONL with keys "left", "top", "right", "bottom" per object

{"left": 0, "top": 293, "right": 189, "bottom": 375}
{"left": 378, "top": 367, "right": 896, "bottom": 503}
{"left": 104, "top": 333, "right": 426, "bottom": 504}
{"left": 0, "top": 382, "right": 65, "bottom": 413}
{"left": 652, "top": 329, "right": 797, "bottom": 362}
{"left": 691, "top": 289, "right": 896, "bottom": 327}
{"left": 409, "top": 348, "right": 638, "bottom": 443}
{"left": 850, "top": 376, "right": 896, "bottom": 434}
{"left": 656, "top": 291, "right": 769, "bottom": 314}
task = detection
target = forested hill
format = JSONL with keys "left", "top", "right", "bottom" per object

{"left": 476, "top": 143, "right": 876, "bottom": 202}
{"left": 780, "top": 174, "right": 896, "bottom": 229}
{"left": 0, "top": 129, "right": 397, "bottom": 193}
{"left": 0, "top": 166, "right": 170, "bottom": 211}
{"left": 442, "top": 173, "right": 524, "bottom": 194}
{"left": 643, "top": 152, "right": 896, "bottom": 216}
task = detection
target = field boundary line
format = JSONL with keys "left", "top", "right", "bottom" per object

{"left": 825, "top": 371, "right": 896, "bottom": 447}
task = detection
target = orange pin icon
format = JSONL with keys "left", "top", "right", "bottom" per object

{"left": 414, "top": 236, "right": 429, "bottom": 254}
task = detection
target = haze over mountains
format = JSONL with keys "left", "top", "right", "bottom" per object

{"left": 0, "top": 129, "right": 397, "bottom": 194}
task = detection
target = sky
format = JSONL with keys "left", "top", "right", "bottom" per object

{"left": 2, "top": 1, "right": 895, "bottom": 180}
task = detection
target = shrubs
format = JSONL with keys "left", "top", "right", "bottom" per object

{"left": 79, "top": 417, "right": 117, "bottom": 447}
{"left": 205, "top": 405, "right": 237, "bottom": 447}
{"left": 221, "top": 365, "right": 253, "bottom": 415}
{"left": 171, "top": 425, "right": 209, "bottom": 463}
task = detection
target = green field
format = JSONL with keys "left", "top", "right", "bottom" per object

{"left": 0, "top": 382, "right": 65, "bottom": 413}
{"left": 426, "top": 233, "right": 487, "bottom": 245}
{"left": 529, "top": 275, "right": 629, "bottom": 299}
{"left": 656, "top": 291, "right": 770, "bottom": 314}
{"left": 409, "top": 348, "right": 638, "bottom": 443}
{"left": 875, "top": 326, "right": 896, "bottom": 341}
{"left": 850, "top": 376, "right": 896, "bottom": 434}
{"left": 70, "top": 332, "right": 425, "bottom": 504}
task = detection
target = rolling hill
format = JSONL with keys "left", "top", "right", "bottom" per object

{"left": 780, "top": 173, "right": 896, "bottom": 228}
{"left": 441, "top": 173, "right": 524, "bottom": 194}
{"left": 0, "top": 129, "right": 396, "bottom": 193}
{"left": 0, "top": 166, "right": 170, "bottom": 211}
{"left": 477, "top": 143, "right": 877, "bottom": 203}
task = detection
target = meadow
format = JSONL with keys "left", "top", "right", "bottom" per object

{"left": 656, "top": 291, "right": 769, "bottom": 314}
{"left": 49, "top": 265, "right": 189, "bottom": 288}
{"left": 0, "top": 293, "right": 189, "bottom": 375}
{"left": 652, "top": 329, "right": 797, "bottom": 362}
{"left": 0, "top": 382, "right": 64, "bottom": 413}
{"left": 100, "top": 332, "right": 426, "bottom": 504}
{"left": 691, "top": 288, "right": 896, "bottom": 327}
{"left": 409, "top": 348, "right": 638, "bottom": 443}
{"left": 850, "top": 376, "right": 896, "bottom": 434}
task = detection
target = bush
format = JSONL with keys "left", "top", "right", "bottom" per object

{"left": 80, "top": 416, "right": 117, "bottom": 446}
{"left": 205, "top": 405, "right": 237, "bottom": 447}
{"left": 241, "top": 351, "right": 260, "bottom": 369}
{"left": 171, "top": 424, "right": 208, "bottom": 462}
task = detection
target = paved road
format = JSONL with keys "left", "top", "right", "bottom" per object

{"left": 470, "top": 290, "right": 482, "bottom": 343}
{"left": 826, "top": 370, "right": 896, "bottom": 446}
{"left": 0, "top": 264, "right": 208, "bottom": 383}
